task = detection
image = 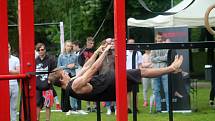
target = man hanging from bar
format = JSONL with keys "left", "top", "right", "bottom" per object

{"left": 48, "top": 40, "right": 183, "bottom": 102}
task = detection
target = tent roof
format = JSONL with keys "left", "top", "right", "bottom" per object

{"left": 127, "top": 0, "right": 215, "bottom": 28}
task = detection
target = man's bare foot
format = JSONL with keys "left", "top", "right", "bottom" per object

{"left": 170, "top": 55, "right": 183, "bottom": 73}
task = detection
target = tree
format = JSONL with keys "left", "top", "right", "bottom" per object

{"left": 8, "top": 0, "right": 181, "bottom": 52}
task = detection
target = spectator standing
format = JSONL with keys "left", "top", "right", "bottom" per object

{"left": 78, "top": 37, "right": 96, "bottom": 112}
{"left": 126, "top": 38, "right": 143, "bottom": 113}
{"left": 57, "top": 41, "right": 80, "bottom": 115}
{"left": 8, "top": 44, "right": 20, "bottom": 121}
{"left": 35, "top": 43, "right": 57, "bottom": 121}
{"left": 101, "top": 38, "right": 116, "bottom": 115}
{"left": 141, "top": 50, "right": 154, "bottom": 107}
{"left": 72, "top": 41, "right": 88, "bottom": 115}
{"left": 151, "top": 32, "right": 169, "bottom": 112}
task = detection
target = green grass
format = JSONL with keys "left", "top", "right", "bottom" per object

{"left": 191, "top": 51, "right": 207, "bottom": 76}
{"left": 37, "top": 85, "right": 215, "bottom": 121}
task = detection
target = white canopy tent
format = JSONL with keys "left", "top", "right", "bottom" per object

{"left": 127, "top": 0, "right": 215, "bottom": 28}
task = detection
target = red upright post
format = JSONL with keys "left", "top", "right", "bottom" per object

{"left": 18, "top": 0, "right": 36, "bottom": 121}
{"left": 114, "top": 0, "right": 127, "bottom": 121}
{"left": 0, "top": 0, "right": 10, "bottom": 120}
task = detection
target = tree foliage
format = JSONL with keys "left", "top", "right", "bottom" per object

{"left": 8, "top": 0, "right": 182, "bottom": 51}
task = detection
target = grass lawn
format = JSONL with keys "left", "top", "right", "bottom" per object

{"left": 38, "top": 85, "right": 215, "bottom": 121}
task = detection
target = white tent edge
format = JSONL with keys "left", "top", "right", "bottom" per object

{"left": 127, "top": 0, "right": 215, "bottom": 28}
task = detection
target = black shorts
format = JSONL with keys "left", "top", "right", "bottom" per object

{"left": 126, "top": 69, "right": 141, "bottom": 92}
{"left": 91, "top": 69, "right": 141, "bottom": 94}
{"left": 36, "top": 90, "right": 44, "bottom": 108}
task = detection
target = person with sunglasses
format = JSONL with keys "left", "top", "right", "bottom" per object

{"left": 35, "top": 43, "right": 59, "bottom": 121}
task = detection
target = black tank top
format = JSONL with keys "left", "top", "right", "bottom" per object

{"left": 66, "top": 70, "right": 116, "bottom": 101}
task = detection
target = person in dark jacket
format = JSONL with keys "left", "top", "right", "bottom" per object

{"left": 35, "top": 43, "right": 58, "bottom": 121}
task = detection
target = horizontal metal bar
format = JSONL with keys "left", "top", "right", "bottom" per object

{"left": 126, "top": 41, "right": 215, "bottom": 50}
{"left": 8, "top": 22, "right": 59, "bottom": 27}
{"left": 0, "top": 74, "right": 29, "bottom": 80}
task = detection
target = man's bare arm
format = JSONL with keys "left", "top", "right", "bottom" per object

{"left": 72, "top": 45, "right": 112, "bottom": 93}
{"left": 75, "top": 44, "right": 106, "bottom": 77}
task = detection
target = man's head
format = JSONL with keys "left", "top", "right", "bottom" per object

{"left": 155, "top": 32, "right": 164, "bottom": 43}
{"left": 72, "top": 41, "right": 81, "bottom": 52}
{"left": 86, "top": 36, "right": 94, "bottom": 49}
{"left": 63, "top": 40, "right": 73, "bottom": 53}
{"left": 127, "top": 38, "right": 135, "bottom": 44}
{"left": 48, "top": 68, "right": 70, "bottom": 87}
{"left": 48, "top": 68, "right": 63, "bottom": 87}
{"left": 105, "top": 38, "right": 114, "bottom": 49}
{"left": 35, "top": 43, "right": 46, "bottom": 58}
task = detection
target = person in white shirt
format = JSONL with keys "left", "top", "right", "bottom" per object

{"left": 126, "top": 38, "right": 143, "bottom": 113}
{"left": 8, "top": 44, "right": 20, "bottom": 121}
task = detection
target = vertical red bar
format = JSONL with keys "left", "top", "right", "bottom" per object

{"left": 114, "top": 0, "right": 127, "bottom": 121}
{"left": 18, "top": 0, "right": 36, "bottom": 121}
{"left": 0, "top": 0, "right": 10, "bottom": 120}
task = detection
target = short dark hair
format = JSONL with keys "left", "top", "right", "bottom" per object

{"left": 48, "top": 68, "right": 63, "bottom": 87}
{"left": 86, "top": 36, "right": 94, "bottom": 42}
{"left": 72, "top": 40, "right": 81, "bottom": 46}
{"left": 35, "top": 43, "right": 45, "bottom": 51}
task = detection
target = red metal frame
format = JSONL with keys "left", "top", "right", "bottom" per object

{"left": 0, "top": 0, "right": 36, "bottom": 120}
{"left": 18, "top": 0, "right": 36, "bottom": 121}
{"left": 1, "top": 0, "right": 125, "bottom": 121}
{"left": 0, "top": 0, "right": 10, "bottom": 120}
{"left": 0, "top": 74, "right": 29, "bottom": 80}
{"left": 114, "top": 0, "right": 127, "bottom": 121}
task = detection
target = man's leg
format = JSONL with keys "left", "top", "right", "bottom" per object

{"left": 36, "top": 90, "right": 43, "bottom": 121}
{"left": 10, "top": 84, "right": 19, "bottom": 121}
{"left": 140, "top": 55, "right": 183, "bottom": 78}
{"left": 209, "top": 75, "right": 215, "bottom": 105}
{"left": 71, "top": 97, "right": 78, "bottom": 111}
{"left": 106, "top": 101, "right": 112, "bottom": 115}
{"left": 36, "top": 107, "right": 41, "bottom": 121}
{"left": 127, "top": 92, "right": 132, "bottom": 113}
{"left": 52, "top": 87, "right": 61, "bottom": 110}
{"left": 153, "top": 77, "right": 162, "bottom": 112}
{"left": 86, "top": 101, "right": 91, "bottom": 112}
{"left": 77, "top": 99, "right": 82, "bottom": 110}
{"left": 45, "top": 107, "right": 51, "bottom": 121}
{"left": 161, "top": 74, "right": 169, "bottom": 111}
{"left": 142, "top": 78, "right": 149, "bottom": 106}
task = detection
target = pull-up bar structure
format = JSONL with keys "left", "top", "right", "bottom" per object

{"left": 0, "top": 0, "right": 127, "bottom": 120}
{"left": 0, "top": 0, "right": 36, "bottom": 121}
{"left": 114, "top": 0, "right": 127, "bottom": 121}
{"left": 0, "top": 0, "right": 10, "bottom": 120}
{"left": 1, "top": 0, "right": 214, "bottom": 121}
{"left": 8, "top": 22, "right": 60, "bottom": 27}
{"left": 126, "top": 41, "right": 215, "bottom": 50}
{"left": 0, "top": 74, "right": 30, "bottom": 80}
{"left": 18, "top": 0, "right": 36, "bottom": 120}
{"left": 8, "top": 22, "right": 65, "bottom": 53}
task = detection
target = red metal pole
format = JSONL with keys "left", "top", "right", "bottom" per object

{"left": 0, "top": 0, "right": 10, "bottom": 120}
{"left": 18, "top": 0, "right": 36, "bottom": 120}
{"left": 0, "top": 74, "right": 29, "bottom": 80}
{"left": 114, "top": 0, "right": 127, "bottom": 121}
